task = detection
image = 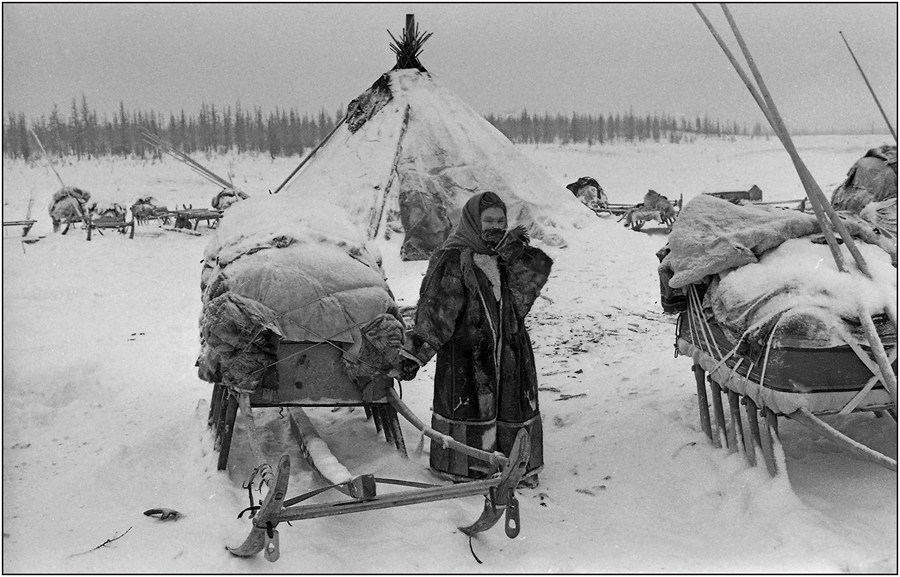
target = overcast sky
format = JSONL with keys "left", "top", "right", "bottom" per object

{"left": 3, "top": 3, "right": 897, "bottom": 134}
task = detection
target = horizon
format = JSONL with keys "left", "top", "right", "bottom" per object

{"left": 3, "top": 3, "right": 897, "bottom": 135}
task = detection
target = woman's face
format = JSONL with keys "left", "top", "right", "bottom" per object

{"left": 480, "top": 206, "right": 507, "bottom": 245}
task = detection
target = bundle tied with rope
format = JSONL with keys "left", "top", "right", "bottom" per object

{"left": 198, "top": 200, "right": 405, "bottom": 394}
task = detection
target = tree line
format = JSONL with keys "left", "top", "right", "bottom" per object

{"left": 2, "top": 95, "right": 765, "bottom": 160}
{"left": 484, "top": 109, "right": 765, "bottom": 145}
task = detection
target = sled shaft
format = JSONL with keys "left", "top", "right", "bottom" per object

{"left": 276, "top": 477, "right": 502, "bottom": 522}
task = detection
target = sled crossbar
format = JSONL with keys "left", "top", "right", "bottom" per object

{"left": 277, "top": 475, "right": 507, "bottom": 522}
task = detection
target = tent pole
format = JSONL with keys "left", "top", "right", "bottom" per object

{"left": 715, "top": 4, "right": 874, "bottom": 282}
{"left": 270, "top": 114, "right": 347, "bottom": 195}
{"left": 693, "top": 4, "right": 846, "bottom": 272}
{"left": 839, "top": 31, "right": 897, "bottom": 142}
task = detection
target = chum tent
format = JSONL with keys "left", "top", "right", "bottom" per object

{"left": 274, "top": 17, "right": 578, "bottom": 260}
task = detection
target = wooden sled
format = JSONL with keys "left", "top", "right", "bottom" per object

{"left": 704, "top": 185, "right": 807, "bottom": 212}
{"left": 209, "top": 340, "right": 529, "bottom": 561}
{"left": 163, "top": 205, "right": 222, "bottom": 231}
{"left": 87, "top": 214, "right": 135, "bottom": 240}
{"left": 676, "top": 285, "right": 897, "bottom": 475}
{"left": 3, "top": 220, "right": 37, "bottom": 237}
{"left": 606, "top": 195, "right": 682, "bottom": 232}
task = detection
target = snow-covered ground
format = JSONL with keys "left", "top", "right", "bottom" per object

{"left": 2, "top": 134, "right": 896, "bottom": 573}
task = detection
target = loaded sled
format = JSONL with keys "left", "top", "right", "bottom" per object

{"left": 675, "top": 283, "right": 896, "bottom": 475}
{"left": 661, "top": 194, "right": 897, "bottom": 475}
{"left": 199, "top": 196, "right": 530, "bottom": 561}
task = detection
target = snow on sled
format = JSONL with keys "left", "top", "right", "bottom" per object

{"left": 198, "top": 171, "right": 529, "bottom": 561}
{"left": 659, "top": 195, "right": 897, "bottom": 474}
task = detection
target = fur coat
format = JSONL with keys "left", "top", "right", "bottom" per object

{"left": 405, "top": 244, "right": 552, "bottom": 480}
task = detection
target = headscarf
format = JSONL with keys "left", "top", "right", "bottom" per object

{"left": 441, "top": 191, "right": 507, "bottom": 255}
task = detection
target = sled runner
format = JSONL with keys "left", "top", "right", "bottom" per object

{"left": 675, "top": 284, "right": 897, "bottom": 475}
{"left": 3, "top": 220, "right": 37, "bottom": 237}
{"left": 209, "top": 339, "right": 530, "bottom": 562}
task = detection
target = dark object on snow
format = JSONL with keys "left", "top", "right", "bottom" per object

{"left": 48, "top": 187, "right": 90, "bottom": 232}
{"left": 830, "top": 145, "right": 897, "bottom": 214}
{"left": 143, "top": 508, "right": 181, "bottom": 521}
{"left": 567, "top": 177, "right": 609, "bottom": 213}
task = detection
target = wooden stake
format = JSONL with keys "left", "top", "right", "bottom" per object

{"left": 763, "top": 408, "right": 780, "bottom": 476}
{"left": 694, "top": 365, "right": 713, "bottom": 441}
{"left": 217, "top": 391, "right": 239, "bottom": 470}
{"left": 727, "top": 389, "right": 746, "bottom": 460}
{"left": 709, "top": 379, "right": 728, "bottom": 450}
{"left": 743, "top": 397, "right": 762, "bottom": 468}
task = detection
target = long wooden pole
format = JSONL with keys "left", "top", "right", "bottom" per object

{"left": 31, "top": 128, "right": 91, "bottom": 230}
{"left": 387, "top": 388, "right": 508, "bottom": 467}
{"left": 718, "top": 4, "right": 874, "bottom": 280}
{"left": 270, "top": 114, "right": 347, "bottom": 195}
{"left": 839, "top": 31, "right": 897, "bottom": 142}
{"left": 30, "top": 129, "right": 66, "bottom": 188}
{"left": 692, "top": 5, "right": 846, "bottom": 272}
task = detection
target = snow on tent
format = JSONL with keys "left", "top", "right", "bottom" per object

{"left": 273, "top": 19, "right": 575, "bottom": 260}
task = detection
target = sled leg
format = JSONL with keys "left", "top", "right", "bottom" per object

{"left": 371, "top": 404, "right": 384, "bottom": 433}
{"left": 693, "top": 365, "right": 712, "bottom": 441}
{"left": 217, "top": 392, "right": 239, "bottom": 471}
{"left": 727, "top": 390, "right": 746, "bottom": 460}
{"left": 762, "top": 408, "right": 779, "bottom": 476}
{"left": 208, "top": 383, "right": 224, "bottom": 428}
{"left": 709, "top": 379, "right": 727, "bottom": 449}
{"left": 378, "top": 406, "right": 396, "bottom": 446}
{"left": 743, "top": 397, "right": 762, "bottom": 468}
{"left": 384, "top": 404, "right": 408, "bottom": 457}
{"left": 213, "top": 385, "right": 230, "bottom": 447}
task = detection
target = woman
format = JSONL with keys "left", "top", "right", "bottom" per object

{"left": 398, "top": 191, "right": 552, "bottom": 486}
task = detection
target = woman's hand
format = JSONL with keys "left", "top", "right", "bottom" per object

{"left": 397, "top": 356, "right": 420, "bottom": 381}
{"left": 495, "top": 225, "right": 530, "bottom": 262}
